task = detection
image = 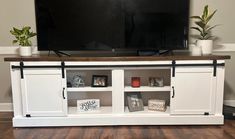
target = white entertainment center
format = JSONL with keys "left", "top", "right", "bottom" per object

{"left": 5, "top": 55, "right": 230, "bottom": 127}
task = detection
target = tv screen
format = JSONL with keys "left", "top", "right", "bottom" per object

{"left": 35, "top": 0, "right": 189, "bottom": 51}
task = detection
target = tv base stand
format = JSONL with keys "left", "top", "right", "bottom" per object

{"left": 4, "top": 55, "right": 230, "bottom": 127}
{"left": 48, "top": 50, "right": 71, "bottom": 57}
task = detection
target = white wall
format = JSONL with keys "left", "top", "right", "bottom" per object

{"left": 0, "top": 56, "right": 11, "bottom": 103}
{"left": 0, "top": 0, "right": 235, "bottom": 106}
{"left": 0, "top": 0, "right": 37, "bottom": 46}
{"left": 190, "top": 0, "right": 235, "bottom": 43}
{"left": 1, "top": 0, "right": 235, "bottom": 45}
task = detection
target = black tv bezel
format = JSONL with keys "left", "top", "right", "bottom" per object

{"left": 35, "top": 0, "right": 190, "bottom": 52}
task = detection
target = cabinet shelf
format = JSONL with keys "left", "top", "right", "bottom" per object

{"left": 68, "top": 106, "right": 113, "bottom": 116}
{"left": 68, "top": 106, "right": 170, "bottom": 116}
{"left": 124, "top": 106, "right": 170, "bottom": 115}
{"left": 124, "top": 86, "right": 171, "bottom": 92}
{"left": 67, "top": 86, "right": 112, "bottom": 92}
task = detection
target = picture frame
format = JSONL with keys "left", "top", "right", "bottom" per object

{"left": 148, "top": 77, "right": 164, "bottom": 87}
{"left": 91, "top": 75, "right": 108, "bottom": 87}
{"left": 72, "top": 75, "right": 85, "bottom": 87}
{"left": 126, "top": 92, "right": 144, "bottom": 112}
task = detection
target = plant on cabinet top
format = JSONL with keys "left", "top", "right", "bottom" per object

{"left": 10, "top": 26, "right": 37, "bottom": 46}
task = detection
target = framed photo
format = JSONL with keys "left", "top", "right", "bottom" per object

{"left": 72, "top": 75, "right": 85, "bottom": 87}
{"left": 127, "top": 92, "right": 144, "bottom": 112}
{"left": 148, "top": 77, "right": 164, "bottom": 87}
{"left": 92, "top": 75, "right": 108, "bottom": 87}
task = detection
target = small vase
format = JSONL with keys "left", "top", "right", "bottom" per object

{"left": 196, "top": 40, "right": 213, "bottom": 55}
{"left": 19, "top": 47, "right": 32, "bottom": 56}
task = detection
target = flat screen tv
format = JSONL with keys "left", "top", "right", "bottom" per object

{"left": 35, "top": 0, "right": 190, "bottom": 52}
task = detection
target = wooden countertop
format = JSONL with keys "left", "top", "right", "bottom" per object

{"left": 4, "top": 54, "right": 231, "bottom": 62}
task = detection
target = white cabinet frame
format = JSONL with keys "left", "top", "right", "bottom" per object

{"left": 9, "top": 60, "right": 226, "bottom": 127}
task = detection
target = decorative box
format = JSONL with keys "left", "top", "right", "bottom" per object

{"left": 77, "top": 99, "right": 100, "bottom": 112}
{"left": 148, "top": 99, "right": 166, "bottom": 111}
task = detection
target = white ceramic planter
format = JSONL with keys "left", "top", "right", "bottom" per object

{"left": 196, "top": 40, "right": 213, "bottom": 55}
{"left": 191, "top": 45, "right": 202, "bottom": 56}
{"left": 19, "top": 47, "right": 32, "bottom": 56}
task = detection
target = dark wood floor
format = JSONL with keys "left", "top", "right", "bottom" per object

{"left": 1, "top": 112, "right": 235, "bottom": 139}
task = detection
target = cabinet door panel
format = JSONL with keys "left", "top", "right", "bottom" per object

{"left": 21, "top": 70, "right": 67, "bottom": 117}
{"left": 171, "top": 68, "right": 216, "bottom": 115}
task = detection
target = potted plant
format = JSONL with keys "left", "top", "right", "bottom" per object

{"left": 191, "top": 5, "right": 217, "bottom": 55}
{"left": 10, "top": 26, "right": 37, "bottom": 56}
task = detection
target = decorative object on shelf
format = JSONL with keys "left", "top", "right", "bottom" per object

{"left": 92, "top": 75, "right": 108, "bottom": 87}
{"left": 77, "top": 99, "right": 100, "bottom": 112}
{"left": 148, "top": 99, "right": 166, "bottom": 112}
{"left": 191, "top": 5, "right": 218, "bottom": 55}
{"left": 10, "top": 26, "right": 37, "bottom": 56}
{"left": 148, "top": 77, "right": 164, "bottom": 87}
{"left": 127, "top": 92, "right": 144, "bottom": 112}
{"left": 72, "top": 75, "right": 85, "bottom": 87}
{"left": 131, "top": 77, "right": 141, "bottom": 87}
{"left": 67, "top": 82, "right": 72, "bottom": 87}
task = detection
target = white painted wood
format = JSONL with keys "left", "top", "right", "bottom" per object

{"left": 171, "top": 67, "right": 216, "bottom": 115}
{"left": 125, "top": 86, "right": 171, "bottom": 92}
{"left": 0, "top": 103, "right": 13, "bottom": 112}
{"left": 68, "top": 106, "right": 113, "bottom": 116}
{"left": 21, "top": 69, "right": 67, "bottom": 117}
{"left": 7, "top": 59, "right": 227, "bottom": 126}
{"left": 124, "top": 106, "right": 170, "bottom": 116}
{"left": 65, "top": 61, "right": 172, "bottom": 66}
{"left": 10, "top": 62, "right": 23, "bottom": 117}
{"left": 112, "top": 70, "right": 124, "bottom": 113}
{"left": 67, "top": 86, "right": 112, "bottom": 92}
{"left": 176, "top": 60, "right": 213, "bottom": 64}
{"left": 21, "top": 62, "right": 61, "bottom": 66}
{"left": 215, "top": 66, "right": 225, "bottom": 114}
{"left": 12, "top": 115, "right": 224, "bottom": 127}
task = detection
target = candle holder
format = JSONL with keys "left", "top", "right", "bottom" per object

{"left": 131, "top": 77, "right": 140, "bottom": 87}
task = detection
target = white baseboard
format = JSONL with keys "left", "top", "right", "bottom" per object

{"left": 0, "top": 103, "right": 13, "bottom": 112}
{"left": 0, "top": 46, "right": 39, "bottom": 54}
{"left": 224, "top": 100, "right": 235, "bottom": 107}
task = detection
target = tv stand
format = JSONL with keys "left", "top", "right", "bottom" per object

{"left": 4, "top": 54, "right": 230, "bottom": 127}
{"left": 48, "top": 50, "right": 71, "bottom": 57}
{"left": 137, "top": 50, "right": 172, "bottom": 56}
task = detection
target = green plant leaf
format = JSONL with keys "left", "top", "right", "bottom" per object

{"left": 22, "top": 26, "right": 31, "bottom": 31}
{"left": 205, "top": 10, "right": 217, "bottom": 24}
{"left": 190, "top": 16, "right": 203, "bottom": 20}
{"left": 10, "top": 30, "right": 17, "bottom": 35}
{"left": 29, "top": 32, "right": 37, "bottom": 37}
{"left": 10, "top": 26, "right": 36, "bottom": 46}
{"left": 190, "top": 27, "right": 203, "bottom": 34}
{"left": 13, "top": 27, "right": 22, "bottom": 35}
{"left": 202, "top": 5, "right": 209, "bottom": 20}
{"left": 195, "top": 21, "right": 206, "bottom": 29}
{"left": 12, "top": 40, "right": 18, "bottom": 44}
{"left": 206, "top": 25, "right": 218, "bottom": 32}
{"left": 202, "top": 5, "right": 208, "bottom": 20}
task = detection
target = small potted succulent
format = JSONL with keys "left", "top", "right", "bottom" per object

{"left": 191, "top": 5, "right": 217, "bottom": 55}
{"left": 10, "top": 26, "right": 37, "bottom": 56}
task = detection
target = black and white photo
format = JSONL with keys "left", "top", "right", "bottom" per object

{"left": 92, "top": 75, "right": 108, "bottom": 87}
{"left": 127, "top": 92, "right": 144, "bottom": 112}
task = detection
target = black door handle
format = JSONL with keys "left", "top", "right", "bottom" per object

{"left": 172, "top": 86, "right": 175, "bottom": 98}
{"left": 62, "top": 87, "right": 65, "bottom": 99}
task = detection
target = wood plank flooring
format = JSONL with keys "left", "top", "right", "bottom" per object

{"left": 1, "top": 112, "right": 235, "bottom": 139}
